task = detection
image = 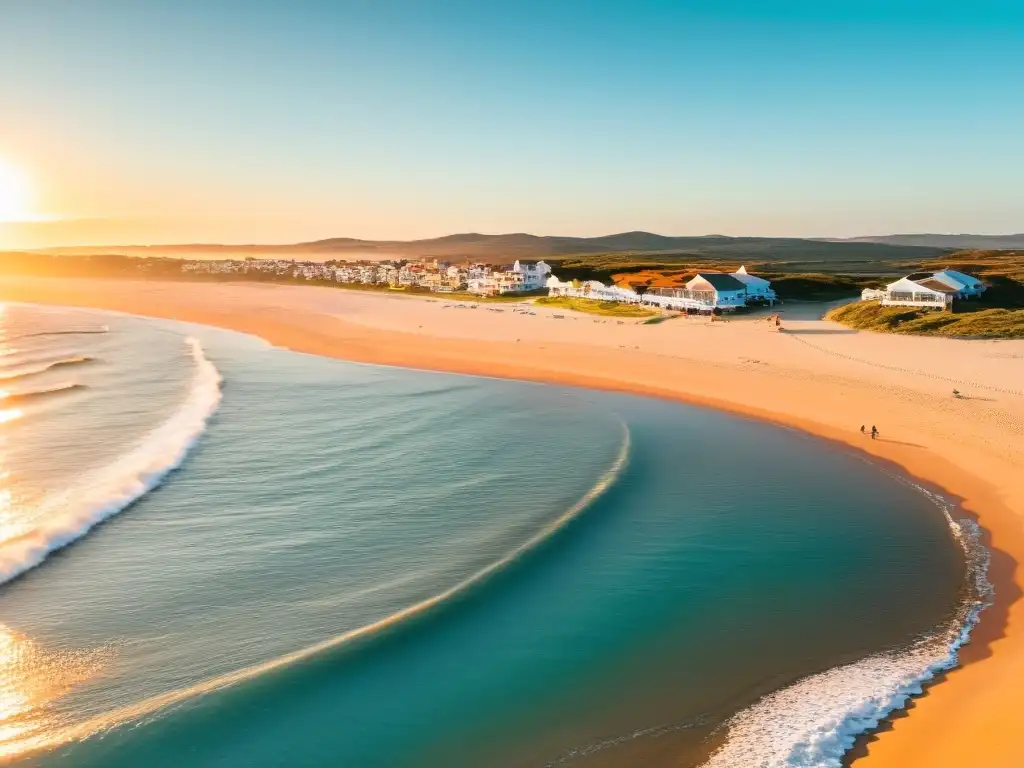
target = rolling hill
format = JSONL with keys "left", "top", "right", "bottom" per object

{"left": 833, "top": 233, "right": 1024, "bottom": 250}
{"left": 37, "top": 231, "right": 949, "bottom": 264}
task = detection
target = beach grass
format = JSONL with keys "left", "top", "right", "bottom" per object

{"left": 533, "top": 296, "right": 659, "bottom": 318}
{"left": 828, "top": 300, "right": 1024, "bottom": 339}
{"left": 439, "top": 289, "right": 548, "bottom": 303}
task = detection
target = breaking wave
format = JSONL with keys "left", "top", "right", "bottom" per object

{"left": 0, "top": 355, "right": 96, "bottom": 381}
{"left": 0, "top": 338, "right": 222, "bottom": 585}
{"left": 1, "top": 382, "right": 87, "bottom": 403}
{"left": 14, "top": 419, "right": 631, "bottom": 757}
{"left": 702, "top": 484, "right": 992, "bottom": 768}
{"left": 1, "top": 326, "right": 109, "bottom": 343}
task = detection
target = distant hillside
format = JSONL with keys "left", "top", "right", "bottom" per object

{"left": 835, "top": 234, "right": 1024, "bottom": 250}
{"left": 38, "top": 231, "right": 948, "bottom": 264}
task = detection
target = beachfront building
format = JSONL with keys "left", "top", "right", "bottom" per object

{"left": 681, "top": 273, "right": 750, "bottom": 309}
{"left": 641, "top": 274, "right": 747, "bottom": 311}
{"left": 467, "top": 276, "right": 497, "bottom": 295}
{"left": 862, "top": 269, "right": 986, "bottom": 309}
{"left": 730, "top": 266, "right": 777, "bottom": 304}
{"left": 929, "top": 269, "right": 986, "bottom": 298}
{"left": 468, "top": 262, "right": 551, "bottom": 296}
{"left": 548, "top": 268, "right": 774, "bottom": 312}
{"left": 512, "top": 260, "right": 552, "bottom": 290}
{"left": 468, "top": 271, "right": 519, "bottom": 296}
{"left": 547, "top": 277, "right": 642, "bottom": 303}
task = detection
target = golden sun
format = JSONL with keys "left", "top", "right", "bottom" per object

{"left": 0, "top": 159, "right": 35, "bottom": 223}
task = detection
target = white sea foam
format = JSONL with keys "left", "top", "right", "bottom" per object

{"left": 0, "top": 337, "right": 222, "bottom": 585}
{"left": 702, "top": 489, "right": 993, "bottom": 768}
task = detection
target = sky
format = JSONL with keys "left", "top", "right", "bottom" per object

{"left": 0, "top": 0, "right": 1022, "bottom": 247}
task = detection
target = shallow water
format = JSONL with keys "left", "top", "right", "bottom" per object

{"left": 0, "top": 304, "right": 977, "bottom": 766}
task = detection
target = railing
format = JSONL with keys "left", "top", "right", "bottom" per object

{"left": 549, "top": 286, "right": 718, "bottom": 310}
{"left": 879, "top": 292, "right": 951, "bottom": 309}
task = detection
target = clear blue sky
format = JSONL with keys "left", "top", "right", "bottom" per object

{"left": 1, "top": 0, "right": 1022, "bottom": 245}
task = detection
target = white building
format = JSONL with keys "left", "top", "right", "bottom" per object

{"left": 548, "top": 268, "right": 774, "bottom": 311}
{"left": 863, "top": 269, "right": 986, "bottom": 309}
{"left": 682, "top": 273, "right": 750, "bottom": 309}
{"left": 730, "top": 265, "right": 777, "bottom": 303}
{"left": 467, "top": 276, "right": 496, "bottom": 295}
{"left": 468, "top": 261, "right": 551, "bottom": 295}
{"left": 512, "top": 260, "right": 552, "bottom": 290}
{"left": 547, "top": 277, "right": 640, "bottom": 303}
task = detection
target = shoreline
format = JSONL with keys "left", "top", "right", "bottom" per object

{"left": 2, "top": 276, "right": 1023, "bottom": 766}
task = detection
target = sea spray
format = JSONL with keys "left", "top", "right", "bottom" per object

{"left": 0, "top": 338, "right": 222, "bottom": 585}
{"left": 701, "top": 495, "right": 993, "bottom": 768}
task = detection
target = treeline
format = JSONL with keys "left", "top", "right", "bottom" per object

{"left": 0, "top": 252, "right": 186, "bottom": 278}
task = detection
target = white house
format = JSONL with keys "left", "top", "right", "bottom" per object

{"left": 547, "top": 276, "right": 645, "bottom": 303}
{"left": 468, "top": 261, "right": 551, "bottom": 295}
{"left": 548, "top": 269, "right": 774, "bottom": 311}
{"left": 467, "top": 264, "right": 491, "bottom": 281}
{"left": 512, "top": 260, "right": 552, "bottom": 290}
{"left": 865, "top": 269, "right": 986, "bottom": 309}
{"left": 468, "top": 276, "right": 498, "bottom": 296}
{"left": 730, "top": 265, "right": 776, "bottom": 303}
{"left": 683, "top": 273, "right": 749, "bottom": 309}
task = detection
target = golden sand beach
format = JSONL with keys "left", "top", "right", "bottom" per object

{"left": 2, "top": 276, "right": 1023, "bottom": 767}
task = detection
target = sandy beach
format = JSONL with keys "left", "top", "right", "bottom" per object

{"left": 2, "top": 276, "right": 1023, "bottom": 767}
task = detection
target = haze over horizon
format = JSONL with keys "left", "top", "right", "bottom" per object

{"left": 6, "top": 226, "right": 1024, "bottom": 254}
{"left": 2, "top": 0, "right": 1022, "bottom": 249}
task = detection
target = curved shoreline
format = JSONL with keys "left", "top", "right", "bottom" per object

{"left": 2, "top": 276, "right": 1023, "bottom": 766}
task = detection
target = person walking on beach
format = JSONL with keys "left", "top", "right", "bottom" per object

{"left": 871, "top": 426, "right": 878, "bottom": 440}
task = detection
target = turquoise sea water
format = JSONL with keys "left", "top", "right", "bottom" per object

{"left": 0, "top": 304, "right": 987, "bottom": 767}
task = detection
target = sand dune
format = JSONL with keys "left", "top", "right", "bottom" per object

{"left": 2, "top": 276, "right": 1023, "bottom": 767}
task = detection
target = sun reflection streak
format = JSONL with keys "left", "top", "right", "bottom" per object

{"left": 0, "top": 301, "right": 116, "bottom": 758}
{"left": 0, "top": 624, "right": 112, "bottom": 758}
{"left": 0, "top": 473, "right": 14, "bottom": 539}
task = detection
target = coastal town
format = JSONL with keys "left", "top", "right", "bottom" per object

{"left": 182, "top": 257, "right": 553, "bottom": 296}
{"left": 180, "top": 257, "right": 788, "bottom": 312}
{"left": 181, "top": 255, "right": 992, "bottom": 316}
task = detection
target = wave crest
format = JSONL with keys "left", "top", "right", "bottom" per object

{"left": 1, "top": 382, "right": 87, "bottom": 403}
{"left": 13, "top": 418, "right": 631, "bottom": 757}
{"left": 0, "top": 338, "right": 222, "bottom": 585}
{"left": 701, "top": 486, "right": 993, "bottom": 768}
{"left": 0, "top": 356, "right": 96, "bottom": 381}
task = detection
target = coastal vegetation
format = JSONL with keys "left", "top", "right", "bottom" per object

{"left": 825, "top": 250, "right": 1024, "bottom": 338}
{"left": 827, "top": 301, "right": 1024, "bottom": 339}
{"left": 533, "top": 296, "right": 658, "bottom": 318}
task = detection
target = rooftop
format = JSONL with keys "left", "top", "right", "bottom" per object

{"left": 917, "top": 279, "right": 959, "bottom": 294}
{"left": 692, "top": 273, "right": 747, "bottom": 292}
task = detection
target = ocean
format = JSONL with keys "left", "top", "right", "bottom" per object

{"left": 0, "top": 302, "right": 989, "bottom": 767}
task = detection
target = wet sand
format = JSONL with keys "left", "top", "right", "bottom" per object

{"left": 2, "top": 276, "right": 1023, "bottom": 766}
